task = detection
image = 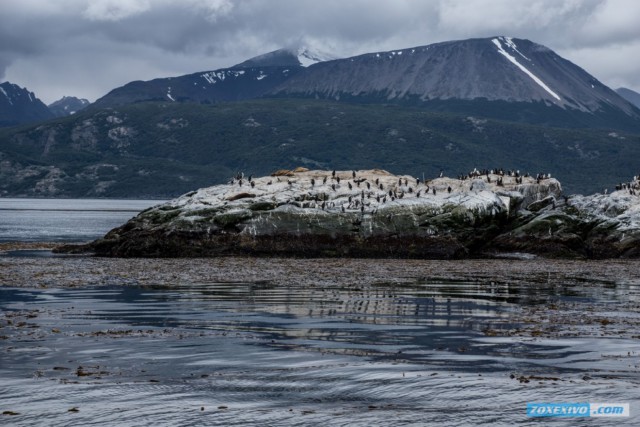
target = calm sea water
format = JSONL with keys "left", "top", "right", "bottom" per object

{"left": 0, "top": 198, "right": 160, "bottom": 242}
{"left": 1, "top": 199, "right": 638, "bottom": 426}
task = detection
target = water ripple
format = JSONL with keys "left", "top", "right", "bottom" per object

{"left": 1, "top": 274, "right": 639, "bottom": 426}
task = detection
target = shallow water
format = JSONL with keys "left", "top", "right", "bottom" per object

{"left": 2, "top": 271, "right": 639, "bottom": 426}
{"left": 0, "top": 198, "right": 159, "bottom": 242}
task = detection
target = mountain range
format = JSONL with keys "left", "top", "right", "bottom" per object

{"left": 48, "top": 96, "right": 90, "bottom": 118}
{"left": 0, "top": 82, "right": 54, "bottom": 126}
{"left": 90, "top": 45, "right": 335, "bottom": 109}
{"left": 0, "top": 83, "right": 90, "bottom": 126}
{"left": 91, "top": 37, "right": 640, "bottom": 130}
{"left": 1, "top": 36, "right": 640, "bottom": 198}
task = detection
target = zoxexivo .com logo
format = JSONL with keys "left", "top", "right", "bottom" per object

{"left": 527, "top": 403, "right": 630, "bottom": 417}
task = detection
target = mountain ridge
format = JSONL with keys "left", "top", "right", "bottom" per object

{"left": 617, "top": 87, "right": 640, "bottom": 109}
{"left": 272, "top": 36, "right": 637, "bottom": 116}
{"left": 233, "top": 45, "right": 338, "bottom": 68}
{"left": 92, "top": 65, "right": 304, "bottom": 108}
{"left": 1, "top": 99, "right": 639, "bottom": 198}
{"left": 91, "top": 36, "right": 640, "bottom": 131}
{"left": 0, "top": 82, "right": 55, "bottom": 127}
{"left": 48, "top": 96, "right": 91, "bottom": 117}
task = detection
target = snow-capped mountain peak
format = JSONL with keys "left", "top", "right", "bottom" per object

{"left": 233, "top": 43, "right": 338, "bottom": 69}
{"left": 48, "top": 96, "right": 91, "bottom": 117}
{"left": 0, "top": 81, "right": 54, "bottom": 126}
{"left": 294, "top": 45, "right": 338, "bottom": 67}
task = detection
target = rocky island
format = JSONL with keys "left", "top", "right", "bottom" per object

{"left": 62, "top": 168, "right": 640, "bottom": 259}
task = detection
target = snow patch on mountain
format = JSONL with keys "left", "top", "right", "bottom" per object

{"left": 201, "top": 70, "right": 245, "bottom": 85}
{"left": 503, "top": 37, "right": 530, "bottom": 61}
{"left": 48, "top": 96, "right": 90, "bottom": 117}
{"left": 296, "top": 46, "right": 336, "bottom": 67}
{"left": 0, "top": 86, "right": 12, "bottom": 105}
{"left": 492, "top": 37, "right": 561, "bottom": 101}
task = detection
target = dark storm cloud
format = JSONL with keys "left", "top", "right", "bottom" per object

{"left": 1, "top": 0, "right": 639, "bottom": 103}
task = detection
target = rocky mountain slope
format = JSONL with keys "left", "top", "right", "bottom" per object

{"left": 92, "top": 37, "right": 640, "bottom": 130}
{"left": 275, "top": 37, "right": 635, "bottom": 114}
{"left": 0, "top": 82, "right": 54, "bottom": 127}
{"left": 617, "top": 87, "right": 640, "bottom": 109}
{"left": 2, "top": 99, "right": 639, "bottom": 198}
{"left": 64, "top": 168, "right": 640, "bottom": 259}
{"left": 48, "top": 96, "right": 90, "bottom": 117}
{"left": 91, "top": 45, "right": 333, "bottom": 108}
{"left": 93, "top": 66, "right": 304, "bottom": 108}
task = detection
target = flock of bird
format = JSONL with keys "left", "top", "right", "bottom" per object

{"left": 222, "top": 168, "right": 553, "bottom": 214}
{"left": 612, "top": 175, "right": 640, "bottom": 195}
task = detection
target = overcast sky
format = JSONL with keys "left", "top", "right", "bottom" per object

{"left": 2, "top": 0, "right": 639, "bottom": 104}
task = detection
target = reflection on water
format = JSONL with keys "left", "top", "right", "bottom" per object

{"left": 1, "top": 278, "right": 639, "bottom": 426}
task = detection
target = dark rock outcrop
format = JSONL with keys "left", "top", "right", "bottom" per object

{"left": 487, "top": 188, "right": 640, "bottom": 258}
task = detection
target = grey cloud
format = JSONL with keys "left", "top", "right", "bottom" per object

{"left": 1, "top": 0, "right": 639, "bottom": 103}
